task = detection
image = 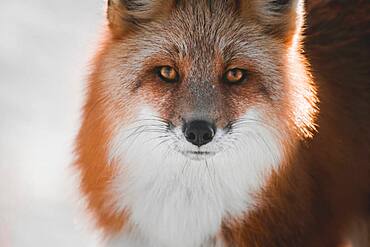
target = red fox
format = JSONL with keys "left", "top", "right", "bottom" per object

{"left": 75, "top": 0, "right": 370, "bottom": 246}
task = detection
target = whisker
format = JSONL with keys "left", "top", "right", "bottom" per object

{"left": 151, "top": 138, "right": 172, "bottom": 152}
{"left": 181, "top": 157, "right": 191, "bottom": 176}
{"left": 204, "top": 159, "right": 217, "bottom": 200}
{"left": 128, "top": 118, "right": 170, "bottom": 126}
{"left": 231, "top": 118, "right": 277, "bottom": 132}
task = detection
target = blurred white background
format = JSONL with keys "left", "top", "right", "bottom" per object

{"left": 0, "top": 1, "right": 106, "bottom": 246}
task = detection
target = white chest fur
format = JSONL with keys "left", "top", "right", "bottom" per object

{"left": 107, "top": 106, "right": 283, "bottom": 247}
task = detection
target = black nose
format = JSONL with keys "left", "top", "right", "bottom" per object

{"left": 183, "top": 120, "right": 216, "bottom": 147}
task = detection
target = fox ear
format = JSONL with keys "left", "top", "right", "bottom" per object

{"left": 241, "top": 0, "right": 305, "bottom": 43}
{"left": 107, "top": 0, "right": 174, "bottom": 36}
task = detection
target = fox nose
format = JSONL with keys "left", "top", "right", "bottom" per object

{"left": 183, "top": 120, "right": 216, "bottom": 147}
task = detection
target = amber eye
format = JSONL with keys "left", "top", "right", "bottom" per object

{"left": 223, "top": 68, "right": 248, "bottom": 84}
{"left": 156, "top": 66, "right": 179, "bottom": 83}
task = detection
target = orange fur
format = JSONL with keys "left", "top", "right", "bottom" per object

{"left": 75, "top": 37, "right": 127, "bottom": 234}
{"left": 75, "top": 0, "right": 369, "bottom": 245}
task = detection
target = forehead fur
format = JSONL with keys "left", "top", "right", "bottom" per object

{"left": 166, "top": 2, "right": 264, "bottom": 58}
{"left": 111, "top": 0, "right": 285, "bottom": 76}
{"left": 109, "top": 0, "right": 301, "bottom": 40}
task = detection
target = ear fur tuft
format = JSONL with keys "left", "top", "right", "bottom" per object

{"left": 107, "top": 0, "right": 175, "bottom": 36}
{"left": 241, "top": 0, "right": 304, "bottom": 43}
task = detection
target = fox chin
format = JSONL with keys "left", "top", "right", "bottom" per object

{"left": 74, "top": 0, "right": 370, "bottom": 246}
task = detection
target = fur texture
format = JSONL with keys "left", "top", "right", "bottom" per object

{"left": 75, "top": 0, "right": 370, "bottom": 246}
{"left": 107, "top": 106, "right": 283, "bottom": 246}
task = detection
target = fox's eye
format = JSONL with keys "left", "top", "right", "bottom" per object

{"left": 223, "top": 68, "right": 248, "bottom": 84}
{"left": 156, "top": 66, "right": 179, "bottom": 83}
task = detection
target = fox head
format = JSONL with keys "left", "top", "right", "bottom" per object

{"left": 77, "top": 0, "right": 318, "bottom": 238}
{"left": 99, "top": 0, "right": 317, "bottom": 158}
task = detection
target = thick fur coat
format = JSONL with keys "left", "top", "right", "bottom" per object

{"left": 75, "top": 0, "right": 370, "bottom": 246}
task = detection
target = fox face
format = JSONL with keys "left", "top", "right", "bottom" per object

{"left": 77, "top": 0, "right": 318, "bottom": 245}
{"left": 103, "top": 0, "right": 315, "bottom": 161}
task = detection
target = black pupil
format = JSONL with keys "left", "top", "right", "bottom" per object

{"left": 159, "top": 66, "right": 178, "bottom": 83}
{"left": 163, "top": 67, "right": 172, "bottom": 78}
{"left": 230, "top": 69, "right": 244, "bottom": 82}
{"left": 231, "top": 70, "right": 240, "bottom": 79}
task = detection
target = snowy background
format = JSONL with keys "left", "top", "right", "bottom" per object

{"left": 0, "top": 1, "right": 105, "bottom": 246}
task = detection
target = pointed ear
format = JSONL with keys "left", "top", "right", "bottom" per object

{"left": 107, "top": 0, "right": 175, "bottom": 36}
{"left": 241, "top": 0, "right": 305, "bottom": 43}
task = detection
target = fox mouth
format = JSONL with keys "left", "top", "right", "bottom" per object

{"left": 180, "top": 150, "right": 217, "bottom": 160}
{"left": 185, "top": 151, "right": 215, "bottom": 155}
